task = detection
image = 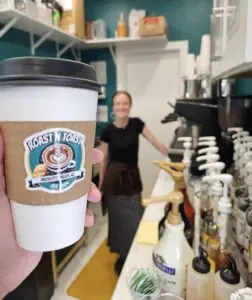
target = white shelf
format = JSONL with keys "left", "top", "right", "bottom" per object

{"left": 86, "top": 35, "right": 168, "bottom": 49}
{"left": 0, "top": 9, "right": 87, "bottom": 51}
{"left": 212, "top": 61, "right": 252, "bottom": 79}
{"left": 0, "top": 9, "right": 168, "bottom": 63}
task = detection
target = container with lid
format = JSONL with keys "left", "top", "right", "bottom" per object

{"left": 152, "top": 190, "right": 193, "bottom": 298}
{"left": 215, "top": 255, "right": 245, "bottom": 300}
{"left": 0, "top": 57, "right": 100, "bottom": 251}
{"left": 186, "top": 248, "right": 214, "bottom": 300}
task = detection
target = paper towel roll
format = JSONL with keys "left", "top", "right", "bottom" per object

{"left": 196, "top": 55, "right": 202, "bottom": 76}
{"left": 184, "top": 54, "right": 196, "bottom": 80}
{"left": 199, "top": 34, "right": 211, "bottom": 76}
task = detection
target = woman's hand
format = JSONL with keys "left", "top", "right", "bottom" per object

{"left": 159, "top": 144, "right": 169, "bottom": 156}
{"left": 142, "top": 126, "right": 168, "bottom": 156}
{"left": 0, "top": 134, "right": 103, "bottom": 299}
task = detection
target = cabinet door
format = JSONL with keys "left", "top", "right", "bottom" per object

{"left": 227, "top": 0, "right": 240, "bottom": 41}
{"left": 212, "top": 0, "right": 239, "bottom": 60}
{"left": 212, "top": 0, "right": 228, "bottom": 60}
{"left": 212, "top": 0, "right": 248, "bottom": 78}
{"left": 211, "top": 11, "right": 224, "bottom": 60}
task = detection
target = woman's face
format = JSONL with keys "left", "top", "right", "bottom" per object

{"left": 113, "top": 93, "right": 131, "bottom": 119}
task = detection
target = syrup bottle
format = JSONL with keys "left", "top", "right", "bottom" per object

{"left": 155, "top": 162, "right": 194, "bottom": 247}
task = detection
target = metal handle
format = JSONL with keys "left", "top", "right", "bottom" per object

{"left": 142, "top": 195, "right": 169, "bottom": 207}
{"left": 154, "top": 161, "right": 186, "bottom": 172}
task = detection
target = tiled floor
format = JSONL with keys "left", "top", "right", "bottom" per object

{"left": 50, "top": 202, "right": 108, "bottom": 300}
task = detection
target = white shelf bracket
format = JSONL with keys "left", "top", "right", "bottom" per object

{"left": 57, "top": 41, "right": 76, "bottom": 58}
{"left": 71, "top": 47, "right": 81, "bottom": 61}
{"left": 0, "top": 17, "right": 19, "bottom": 39}
{"left": 30, "top": 31, "right": 53, "bottom": 56}
{"left": 77, "top": 48, "right": 82, "bottom": 61}
{"left": 108, "top": 45, "right": 116, "bottom": 66}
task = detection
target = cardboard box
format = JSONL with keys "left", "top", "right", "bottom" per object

{"left": 85, "top": 21, "right": 93, "bottom": 40}
{"left": 139, "top": 16, "right": 167, "bottom": 37}
{"left": 60, "top": 0, "right": 85, "bottom": 38}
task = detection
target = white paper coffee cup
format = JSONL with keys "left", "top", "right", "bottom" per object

{"left": 0, "top": 58, "right": 100, "bottom": 251}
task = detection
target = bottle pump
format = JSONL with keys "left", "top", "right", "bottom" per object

{"left": 203, "top": 174, "right": 233, "bottom": 270}
{"left": 203, "top": 174, "right": 233, "bottom": 248}
{"left": 198, "top": 146, "right": 219, "bottom": 156}
{"left": 198, "top": 163, "right": 225, "bottom": 253}
{"left": 152, "top": 190, "right": 194, "bottom": 297}
{"left": 198, "top": 140, "right": 217, "bottom": 148}
{"left": 143, "top": 161, "right": 194, "bottom": 248}
{"left": 197, "top": 153, "right": 220, "bottom": 164}
{"left": 177, "top": 137, "right": 193, "bottom": 167}
{"left": 198, "top": 136, "right": 216, "bottom": 142}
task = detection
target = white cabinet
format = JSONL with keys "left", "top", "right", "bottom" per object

{"left": 211, "top": 0, "right": 252, "bottom": 79}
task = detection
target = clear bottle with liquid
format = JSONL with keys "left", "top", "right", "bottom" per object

{"left": 201, "top": 208, "right": 214, "bottom": 251}
{"left": 199, "top": 163, "right": 225, "bottom": 251}
{"left": 215, "top": 255, "right": 245, "bottom": 300}
{"left": 186, "top": 248, "right": 214, "bottom": 300}
{"left": 206, "top": 224, "right": 220, "bottom": 272}
{"left": 117, "top": 13, "right": 127, "bottom": 37}
{"left": 203, "top": 174, "right": 233, "bottom": 272}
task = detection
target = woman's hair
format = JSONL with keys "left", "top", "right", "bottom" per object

{"left": 112, "top": 91, "right": 132, "bottom": 106}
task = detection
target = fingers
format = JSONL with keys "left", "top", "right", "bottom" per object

{"left": 93, "top": 148, "right": 103, "bottom": 164}
{"left": 0, "top": 133, "right": 5, "bottom": 194}
{"left": 85, "top": 179, "right": 102, "bottom": 228}
{"left": 88, "top": 182, "right": 101, "bottom": 203}
{"left": 85, "top": 208, "right": 94, "bottom": 227}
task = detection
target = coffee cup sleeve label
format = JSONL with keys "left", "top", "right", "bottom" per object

{"left": 1, "top": 122, "right": 96, "bottom": 205}
{"left": 24, "top": 128, "right": 86, "bottom": 194}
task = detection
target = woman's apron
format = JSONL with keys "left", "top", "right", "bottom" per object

{"left": 102, "top": 162, "right": 144, "bottom": 258}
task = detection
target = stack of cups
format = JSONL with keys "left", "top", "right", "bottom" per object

{"left": 199, "top": 34, "right": 211, "bottom": 76}
{"left": 184, "top": 54, "right": 196, "bottom": 80}
{"left": 0, "top": 57, "right": 100, "bottom": 252}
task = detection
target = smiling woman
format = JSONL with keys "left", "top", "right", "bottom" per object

{"left": 99, "top": 91, "right": 168, "bottom": 275}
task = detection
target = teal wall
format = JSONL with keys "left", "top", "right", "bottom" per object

{"left": 85, "top": 0, "right": 212, "bottom": 54}
{"left": 85, "top": 0, "right": 213, "bottom": 136}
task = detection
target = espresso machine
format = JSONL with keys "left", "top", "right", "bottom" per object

{"left": 163, "top": 78, "right": 252, "bottom": 174}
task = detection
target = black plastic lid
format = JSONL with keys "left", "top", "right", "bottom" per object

{"left": 0, "top": 57, "right": 100, "bottom": 91}
{"left": 192, "top": 248, "right": 211, "bottom": 274}
{"left": 220, "top": 255, "right": 240, "bottom": 285}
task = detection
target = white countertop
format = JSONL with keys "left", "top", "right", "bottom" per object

{"left": 112, "top": 160, "right": 175, "bottom": 300}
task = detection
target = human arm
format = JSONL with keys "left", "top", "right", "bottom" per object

{"left": 142, "top": 125, "right": 168, "bottom": 156}
{"left": 98, "top": 142, "right": 109, "bottom": 190}
{"left": 0, "top": 135, "right": 103, "bottom": 299}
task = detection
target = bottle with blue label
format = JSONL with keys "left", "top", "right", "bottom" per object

{"left": 153, "top": 188, "right": 193, "bottom": 298}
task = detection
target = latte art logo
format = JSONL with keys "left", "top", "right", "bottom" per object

{"left": 42, "top": 144, "right": 74, "bottom": 171}
{"left": 24, "top": 128, "right": 85, "bottom": 193}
